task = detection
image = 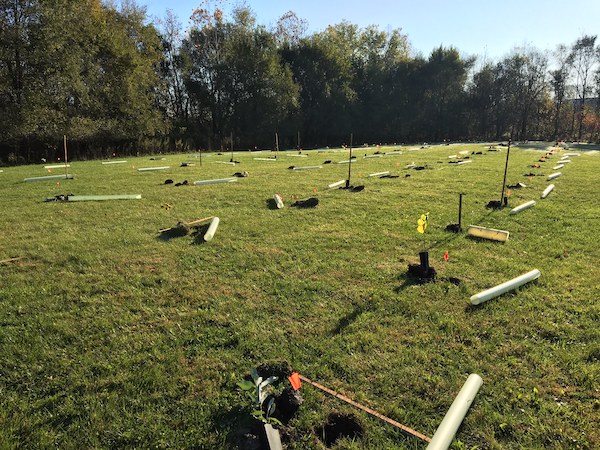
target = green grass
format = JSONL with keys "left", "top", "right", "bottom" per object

{"left": 0, "top": 143, "right": 599, "bottom": 449}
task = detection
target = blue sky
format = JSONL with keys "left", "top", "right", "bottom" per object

{"left": 141, "top": 0, "right": 600, "bottom": 60}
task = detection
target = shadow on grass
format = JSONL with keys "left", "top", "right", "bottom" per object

{"left": 192, "top": 223, "right": 211, "bottom": 245}
{"left": 211, "top": 407, "right": 269, "bottom": 450}
{"left": 156, "top": 222, "right": 211, "bottom": 243}
{"left": 265, "top": 198, "right": 278, "bottom": 210}
{"left": 331, "top": 304, "right": 366, "bottom": 335}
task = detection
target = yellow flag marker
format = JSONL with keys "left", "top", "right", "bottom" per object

{"left": 417, "top": 212, "right": 429, "bottom": 234}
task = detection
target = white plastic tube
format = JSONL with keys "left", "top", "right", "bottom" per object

{"left": 203, "top": 217, "right": 220, "bottom": 241}
{"left": 541, "top": 184, "right": 555, "bottom": 199}
{"left": 448, "top": 155, "right": 457, "bottom": 159}
{"left": 24, "top": 174, "right": 74, "bottom": 182}
{"left": 337, "top": 160, "right": 356, "bottom": 164}
{"left": 457, "top": 160, "right": 473, "bottom": 165}
{"left": 557, "top": 159, "right": 571, "bottom": 163}
{"left": 510, "top": 200, "right": 536, "bottom": 214}
{"left": 426, "top": 374, "right": 483, "bottom": 450}
{"left": 386, "top": 151, "right": 402, "bottom": 155}
{"left": 273, "top": 194, "right": 284, "bottom": 209}
{"left": 552, "top": 164, "right": 564, "bottom": 170}
{"left": 67, "top": 194, "right": 141, "bottom": 201}
{"left": 193, "top": 177, "right": 238, "bottom": 185}
{"left": 292, "top": 165, "right": 322, "bottom": 170}
{"left": 327, "top": 180, "right": 346, "bottom": 189}
{"left": 101, "top": 160, "right": 127, "bottom": 164}
{"left": 286, "top": 154, "right": 308, "bottom": 158}
{"left": 254, "top": 158, "right": 276, "bottom": 161}
{"left": 458, "top": 150, "right": 469, "bottom": 156}
{"left": 547, "top": 172, "right": 562, "bottom": 180}
{"left": 467, "top": 225, "right": 509, "bottom": 242}
{"left": 213, "top": 161, "right": 236, "bottom": 165}
{"left": 470, "top": 269, "right": 540, "bottom": 305}
{"left": 367, "top": 171, "right": 390, "bottom": 177}
{"left": 44, "top": 164, "right": 70, "bottom": 169}
{"left": 564, "top": 152, "right": 580, "bottom": 157}
{"left": 137, "top": 166, "right": 170, "bottom": 172}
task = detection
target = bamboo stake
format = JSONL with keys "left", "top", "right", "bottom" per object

{"left": 0, "top": 256, "right": 26, "bottom": 264}
{"left": 158, "top": 217, "right": 214, "bottom": 233}
{"left": 298, "top": 374, "right": 431, "bottom": 443}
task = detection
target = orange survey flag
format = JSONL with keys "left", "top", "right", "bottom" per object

{"left": 444, "top": 250, "right": 449, "bottom": 261}
{"left": 288, "top": 372, "right": 302, "bottom": 391}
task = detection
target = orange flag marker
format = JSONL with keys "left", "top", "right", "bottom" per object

{"left": 444, "top": 250, "right": 449, "bottom": 261}
{"left": 288, "top": 372, "right": 302, "bottom": 391}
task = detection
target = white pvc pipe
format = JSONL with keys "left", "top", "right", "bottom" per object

{"left": 564, "top": 152, "right": 580, "bottom": 157}
{"left": 214, "top": 161, "right": 236, "bottom": 165}
{"left": 404, "top": 163, "right": 416, "bottom": 169}
{"left": 386, "top": 151, "right": 402, "bottom": 155}
{"left": 44, "top": 164, "right": 70, "bottom": 169}
{"left": 426, "top": 374, "right": 483, "bottom": 450}
{"left": 24, "top": 174, "right": 74, "bottom": 182}
{"left": 203, "top": 217, "right": 220, "bottom": 241}
{"left": 102, "top": 160, "right": 127, "bottom": 164}
{"left": 193, "top": 177, "right": 238, "bottom": 186}
{"left": 327, "top": 180, "right": 346, "bottom": 189}
{"left": 458, "top": 150, "right": 469, "bottom": 156}
{"left": 448, "top": 155, "right": 457, "bottom": 159}
{"left": 560, "top": 155, "right": 569, "bottom": 160}
{"left": 367, "top": 171, "right": 390, "bottom": 177}
{"left": 457, "top": 160, "right": 472, "bottom": 165}
{"left": 467, "top": 225, "right": 509, "bottom": 242}
{"left": 552, "top": 164, "right": 564, "bottom": 170}
{"left": 337, "top": 160, "right": 356, "bottom": 164}
{"left": 68, "top": 194, "right": 141, "bottom": 201}
{"left": 286, "top": 154, "right": 308, "bottom": 157}
{"left": 292, "top": 165, "right": 322, "bottom": 170}
{"left": 547, "top": 172, "right": 562, "bottom": 180}
{"left": 137, "top": 166, "right": 170, "bottom": 172}
{"left": 510, "top": 200, "right": 536, "bottom": 215}
{"left": 470, "top": 269, "right": 540, "bottom": 305}
{"left": 557, "top": 159, "right": 571, "bottom": 163}
{"left": 273, "top": 194, "right": 284, "bottom": 209}
{"left": 254, "top": 158, "right": 276, "bottom": 161}
{"left": 541, "top": 184, "right": 555, "bottom": 199}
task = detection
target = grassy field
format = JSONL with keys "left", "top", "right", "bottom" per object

{"left": 0, "top": 143, "right": 598, "bottom": 449}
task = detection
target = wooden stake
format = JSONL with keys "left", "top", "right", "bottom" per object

{"left": 298, "top": 374, "right": 431, "bottom": 443}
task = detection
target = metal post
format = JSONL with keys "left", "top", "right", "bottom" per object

{"left": 458, "top": 193, "right": 463, "bottom": 231}
{"left": 63, "top": 135, "right": 68, "bottom": 178}
{"left": 346, "top": 133, "right": 353, "bottom": 188}
{"left": 230, "top": 132, "right": 234, "bottom": 162}
{"left": 500, "top": 139, "right": 511, "bottom": 207}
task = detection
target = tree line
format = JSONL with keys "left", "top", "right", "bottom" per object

{"left": 2, "top": 0, "right": 600, "bottom": 164}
